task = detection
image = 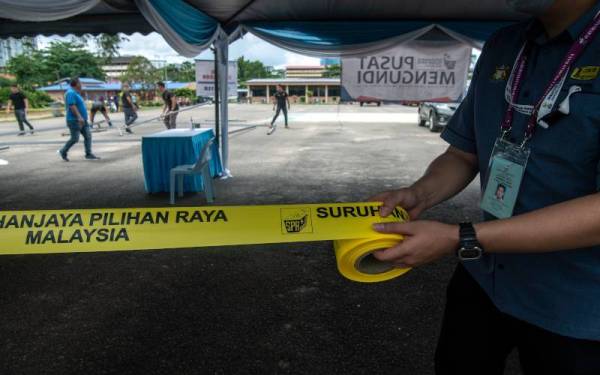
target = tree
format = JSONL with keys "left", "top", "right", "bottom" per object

{"left": 95, "top": 34, "right": 129, "bottom": 63}
{"left": 5, "top": 50, "right": 47, "bottom": 88}
{"left": 270, "top": 69, "right": 285, "bottom": 79}
{"left": 323, "top": 64, "right": 341, "bottom": 78}
{"left": 44, "top": 41, "right": 105, "bottom": 81}
{"left": 121, "top": 56, "right": 161, "bottom": 99}
{"left": 237, "top": 56, "right": 270, "bottom": 86}
{"left": 165, "top": 61, "right": 195, "bottom": 82}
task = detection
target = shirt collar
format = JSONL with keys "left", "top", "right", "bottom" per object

{"left": 525, "top": 1, "right": 600, "bottom": 43}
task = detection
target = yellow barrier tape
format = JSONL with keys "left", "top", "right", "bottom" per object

{"left": 0, "top": 202, "right": 410, "bottom": 283}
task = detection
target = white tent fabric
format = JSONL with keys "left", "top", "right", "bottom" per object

{"left": 243, "top": 24, "right": 485, "bottom": 57}
{"left": 0, "top": 0, "right": 99, "bottom": 22}
{"left": 133, "top": 0, "right": 222, "bottom": 58}
{"left": 242, "top": 25, "right": 434, "bottom": 57}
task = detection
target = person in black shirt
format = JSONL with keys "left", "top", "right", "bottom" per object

{"left": 268, "top": 85, "right": 290, "bottom": 135}
{"left": 6, "top": 85, "right": 34, "bottom": 135}
{"left": 157, "top": 81, "right": 179, "bottom": 129}
{"left": 120, "top": 83, "right": 135, "bottom": 134}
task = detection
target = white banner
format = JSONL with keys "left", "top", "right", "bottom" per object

{"left": 195, "top": 60, "right": 237, "bottom": 99}
{"left": 341, "top": 41, "right": 471, "bottom": 102}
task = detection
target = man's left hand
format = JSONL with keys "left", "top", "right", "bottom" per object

{"left": 371, "top": 220, "right": 459, "bottom": 267}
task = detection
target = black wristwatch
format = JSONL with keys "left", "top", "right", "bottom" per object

{"left": 457, "top": 222, "right": 484, "bottom": 261}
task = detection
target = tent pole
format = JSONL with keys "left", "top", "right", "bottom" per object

{"left": 213, "top": 47, "right": 220, "bottom": 149}
{"left": 216, "top": 33, "right": 231, "bottom": 177}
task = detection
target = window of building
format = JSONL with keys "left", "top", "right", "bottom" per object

{"left": 309, "top": 86, "right": 326, "bottom": 97}
{"left": 251, "top": 86, "right": 267, "bottom": 97}
{"left": 327, "top": 86, "right": 341, "bottom": 97}
{"left": 288, "top": 85, "right": 306, "bottom": 96}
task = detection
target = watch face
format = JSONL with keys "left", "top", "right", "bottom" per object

{"left": 459, "top": 247, "right": 482, "bottom": 260}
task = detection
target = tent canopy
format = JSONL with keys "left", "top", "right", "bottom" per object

{"left": 0, "top": 0, "right": 526, "bottom": 51}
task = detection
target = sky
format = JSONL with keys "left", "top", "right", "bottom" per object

{"left": 38, "top": 32, "right": 321, "bottom": 68}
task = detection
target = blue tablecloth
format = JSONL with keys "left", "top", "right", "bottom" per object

{"left": 142, "top": 128, "right": 223, "bottom": 193}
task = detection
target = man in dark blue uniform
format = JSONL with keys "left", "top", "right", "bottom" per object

{"left": 371, "top": 0, "right": 600, "bottom": 373}
{"left": 267, "top": 85, "right": 290, "bottom": 135}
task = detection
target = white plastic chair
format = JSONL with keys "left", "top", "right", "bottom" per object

{"left": 169, "top": 137, "right": 215, "bottom": 204}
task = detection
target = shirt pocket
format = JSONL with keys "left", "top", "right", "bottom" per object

{"left": 532, "top": 85, "right": 600, "bottom": 177}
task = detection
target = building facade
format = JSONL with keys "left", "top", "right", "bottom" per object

{"left": 102, "top": 55, "right": 137, "bottom": 80}
{"left": 285, "top": 65, "right": 326, "bottom": 79}
{"left": 246, "top": 78, "right": 340, "bottom": 104}
{"left": 0, "top": 37, "right": 37, "bottom": 68}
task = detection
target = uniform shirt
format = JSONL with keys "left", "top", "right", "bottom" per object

{"left": 64, "top": 88, "right": 87, "bottom": 122}
{"left": 442, "top": 3, "right": 600, "bottom": 341}
{"left": 9, "top": 92, "right": 26, "bottom": 110}
{"left": 274, "top": 90, "right": 288, "bottom": 108}
{"left": 121, "top": 92, "right": 133, "bottom": 109}
{"left": 162, "top": 90, "right": 179, "bottom": 111}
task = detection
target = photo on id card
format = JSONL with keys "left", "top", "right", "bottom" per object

{"left": 480, "top": 139, "right": 530, "bottom": 219}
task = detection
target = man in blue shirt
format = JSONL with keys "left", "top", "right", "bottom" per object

{"left": 370, "top": 0, "right": 600, "bottom": 373}
{"left": 58, "top": 77, "right": 99, "bottom": 161}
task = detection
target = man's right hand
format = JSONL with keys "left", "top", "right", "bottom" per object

{"left": 369, "top": 187, "right": 427, "bottom": 219}
{"left": 77, "top": 117, "right": 84, "bottom": 126}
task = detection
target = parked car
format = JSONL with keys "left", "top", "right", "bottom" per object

{"left": 418, "top": 102, "right": 459, "bottom": 132}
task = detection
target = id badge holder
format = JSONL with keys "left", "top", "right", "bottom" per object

{"left": 480, "top": 138, "right": 530, "bottom": 219}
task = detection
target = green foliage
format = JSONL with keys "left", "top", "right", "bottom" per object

{"left": 95, "top": 34, "right": 129, "bottom": 63}
{"left": 0, "top": 87, "right": 10, "bottom": 106}
{"left": 0, "top": 76, "right": 16, "bottom": 87}
{"left": 26, "top": 90, "right": 53, "bottom": 108}
{"left": 6, "top": 41, "right": 105, "bottom": 88}
{"left": 323, "top": 64, "right": 341, "bottom": 78}
{"left": 6, "top": 51, "right": 48, "bottom": 88}
{"left": 173, "top": 87, "right": 195, "bottom": 99}
{"left": 44, "top": 41, "right": 105, "bottom": 81}
{"left": 165, "top": 61, "right": 195, "bottom": 82}
{"left": 237, "top": 56, "right": 271, "bottom": 87}
{"left": 121, "top": 56, "right": 161, "bottom": 96}
{"left": 270, "top": 69, "right": 285, "bottom": 79}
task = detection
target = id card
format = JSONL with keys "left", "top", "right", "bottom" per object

{"left": 480, "top": 138, "right": 530, "bottom": 219}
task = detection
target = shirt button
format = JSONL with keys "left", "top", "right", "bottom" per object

{"left": 498, "top": 264, "right": 505, "bottom": 270}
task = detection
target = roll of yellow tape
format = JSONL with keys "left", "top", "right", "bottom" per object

{"left": 0, "top": 202, "right": 410, "bottom": 283}
{"left": 334, "top": 236, "right": 411, "bottom": 283}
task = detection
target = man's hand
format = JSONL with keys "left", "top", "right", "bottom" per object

{"left": 77, "top": 116, "right": 84, "bottom": 126}
{"left": 372, "top": 220, "right": 459, "bottom": 267}
{"left": 369, "top": 187, "right": 428, "bottom": 219}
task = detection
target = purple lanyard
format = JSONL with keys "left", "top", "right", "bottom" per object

{"left": 501, "top": 12, "right": 600, "bottom": 144}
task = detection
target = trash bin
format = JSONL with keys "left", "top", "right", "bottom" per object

{"left": 51, "top": 102, "right": 64, "bottom": 117}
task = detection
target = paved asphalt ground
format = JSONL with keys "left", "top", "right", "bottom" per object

{"left": 0, "top": 104, "right": 521, "bottom": 374}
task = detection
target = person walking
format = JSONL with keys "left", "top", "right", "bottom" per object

{"left": 267, "top": 85, "right": 290, "bottom": 135}
{"left": 369, "top": 0, "right": 600, "bottom": 373}
{"left": 6, "top": 84, "right": 34, "bottom": 135}
{"left": 157, "top": 81, "right": 179, "bottom": 129}
{"left": 120, "top": 83, "right": 135, "bottom": 134}
{"left": 112, "top": 94, "right": 119, "bottom": 112}
{"left": 58, "top": 77, "right": 99, "bottom": 162}
{"left": 90, "top": 96, "right": 113, "bottom": 129}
